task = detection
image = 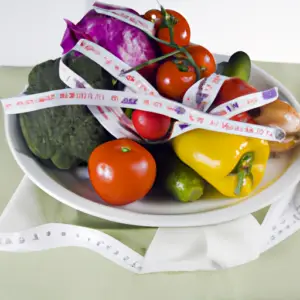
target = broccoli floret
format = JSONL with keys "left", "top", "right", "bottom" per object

{"left": 19, "top": 54, "right": 115, "bottom": 170}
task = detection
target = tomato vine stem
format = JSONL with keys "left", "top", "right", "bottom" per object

{"left": 120, "top": 4, "right": 201, "bottom": 80}
{"left": 120, "top": 49, "right": 180, "bottom": 76}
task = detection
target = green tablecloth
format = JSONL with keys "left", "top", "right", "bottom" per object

{"left": 0, "top": 62, "right": 300, "bottom": 299}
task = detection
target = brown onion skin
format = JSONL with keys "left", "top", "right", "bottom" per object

{"left": 252, "top": 99, "right": 300, "bottom": 134}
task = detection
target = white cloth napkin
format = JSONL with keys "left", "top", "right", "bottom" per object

{"left": 141, "top": 216, "right": 262, "bottom": 272}
{"left": 0, "top": 176, "right": 299, "bottom": 274}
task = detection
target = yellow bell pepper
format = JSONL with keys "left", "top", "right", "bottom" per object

{"left": 172, "top": 129, "right": 270, "bottom": 198}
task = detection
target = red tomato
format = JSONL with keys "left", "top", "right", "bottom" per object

{"left": 157, "top": 10, "right": 191, "bottom": 54}
{"left": 143, "top": 9, "right": 162, "bottom": 30}
{"left": 186, "top": 45, "right": 216, "bottom": 78}
{"left": 212, "top": 78, "right": 258, "bottom": 123}
{"left": 132, "top": 110, "right": 171, "bottom": 140}
{"left": 231, "top": 113, "right": 256, "bottom": 124}
{"left": 214, "top": 78, "right": 257, "bottom": 105}
{"left": 138, "top": 62, "right": 159, "bottom": 86}
{"left": 88, "top": 139, "right": 156, "bottom": 206}
{"left": 156, "top": 60, "right": 196, "bottom": 101}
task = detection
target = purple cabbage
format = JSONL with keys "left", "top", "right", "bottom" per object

{"left": 93, "top": 1, "right": 139, "bottom": 15}
{"left": 60, "top": 3, "right": 157, "bottom": 70}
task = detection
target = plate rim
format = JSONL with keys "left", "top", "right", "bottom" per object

{"left": 5, "top": 58, "right": 300, "bottom": 227}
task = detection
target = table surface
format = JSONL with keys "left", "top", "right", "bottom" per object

{"left": 1, "top": 62, "right": 300, "bottom": 300}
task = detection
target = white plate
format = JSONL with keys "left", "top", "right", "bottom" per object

{"left": 5, "top": 54, "right": 300, "bottom": 227}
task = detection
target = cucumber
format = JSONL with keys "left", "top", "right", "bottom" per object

{"left": 216, "top": 61, "right": 228, "bottom": 75}
{"left": 223, "top": 51, "right": 251, "bottom": 82}
{"left": 161, "top": 155, "right": 206, "bottom": 203}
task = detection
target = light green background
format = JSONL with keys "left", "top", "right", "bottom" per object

{"left": 1, "top": 63, "right": 300, "bottom": 299}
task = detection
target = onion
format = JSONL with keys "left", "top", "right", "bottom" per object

{"left": 249, "top": 99, "right": 300, "bottom": 153}
{"left": 269, "top": 135, "right": 300, "bottom": 153}
{"left": 252, "top": 99, "right": 300, "bottom": 134}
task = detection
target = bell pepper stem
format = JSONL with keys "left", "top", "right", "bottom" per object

{"left": 235, "top": 170, "right": 246, "bottom": 196}
{"left": 234, "top": 152, "right": 254, "bottom": 196}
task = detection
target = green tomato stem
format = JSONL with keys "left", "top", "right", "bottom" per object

{"left": 149, "top": 34, "right": 177, "bottom": 47}
{"left": 146, "top": 35, "right": 201, "bottom": 80}
{"left": 121, "top": 146, "right": 131, "bottom": 153}
{"left": 120, "top": 49, "right": 181, "bottom": 76}
{"left": 178, "top": 47, "right": 201, "bottom": 80}
{"left": 119, "top": 2, "right": 201, "bottom": 81}
{"left": 163, "top": 9, "right": 175, "bottom": 44}
{"left": 169, "top": 26, "right": 175, "bottom": 45}
{"left": 158, "top": 3, "right": 201, "bottom": 80}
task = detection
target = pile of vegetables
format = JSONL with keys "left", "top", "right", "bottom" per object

{"left": 18, "top": 2, "right": 300, "bottom": 206}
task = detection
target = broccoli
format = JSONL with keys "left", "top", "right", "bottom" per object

{"left": 19, "top": 54, "right": 115, "bottom": 170}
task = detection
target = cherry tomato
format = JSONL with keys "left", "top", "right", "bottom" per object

{"left": 132, "top": 110, "right": 171, "bottom": 141}
{"left": 212, "top": 78, "right": 257, "bottom": 123}
{"left": 186, "top": 45, "right": 216, "bottom": 78}
{"left": 143, "top": 9, "right": 162, "bottom": 30}
{"left": 157, "top": 10, "right": 191, "bottom": 54}
{"left": 156, "top": 60, "right": 196, "bottom": 101}
{"left": 88, "top": 139, "right": 156, "bottom": 206}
